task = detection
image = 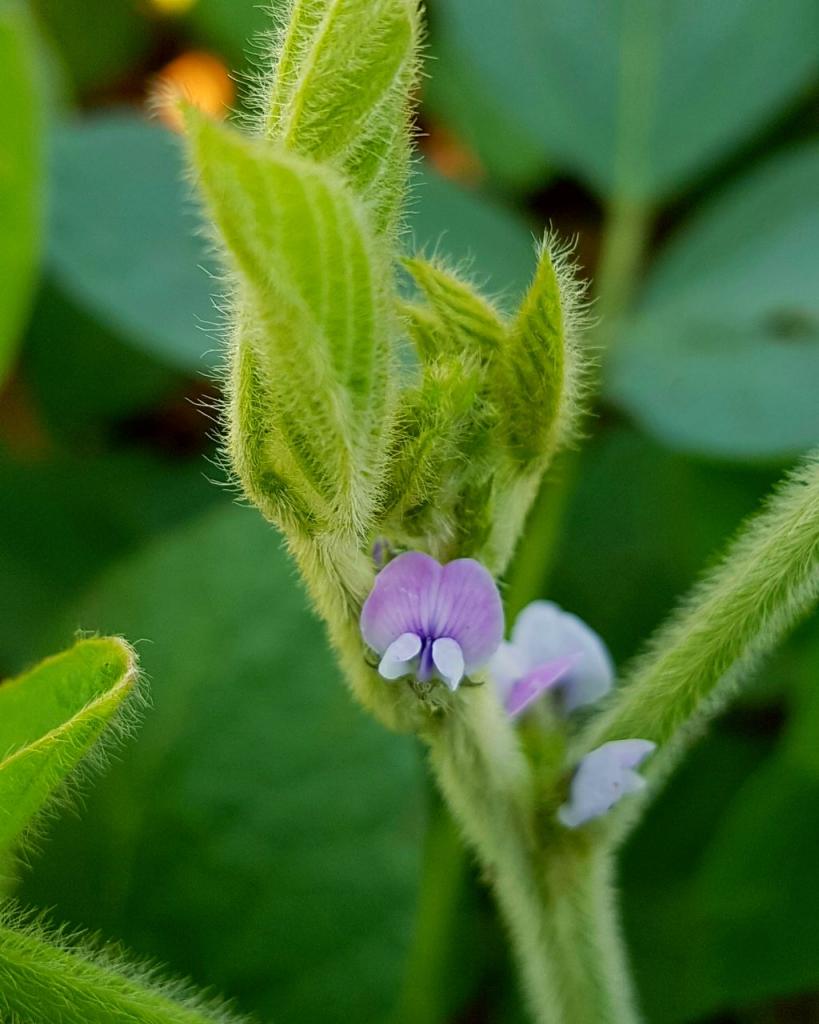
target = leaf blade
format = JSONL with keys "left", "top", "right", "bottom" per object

{"left": 0, "top": 636, "right": 139, "bottom": 852}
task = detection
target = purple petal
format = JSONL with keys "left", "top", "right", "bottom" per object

{"left": 431, "top": 638, "right": 465, "bottom": 691}
{"left": 431, "top": 559, "right": 504, "bottom": 672}
{"left": 360, "top": 552, "right": 442, "bottom": 653}
{"left": 378, "top": 632, "right": 422, "bottom": 680}
{"left": 511, "top": 601, "right": 614, "bottom": 712}
{"left": 557, "top": 739, "right": 656, "bottom": 828}
{"left": 504, "top": 655, "right": 577, "bottom": 718}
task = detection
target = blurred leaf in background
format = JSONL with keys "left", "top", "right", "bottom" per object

{"left": 429, "top": 0, "right": 818, "bottom": 202}
{"left": 48, "top": 115, "right": 220, "bottom": 373}
{"left": 20, "top": 507, "right": 424, "bottom": 1024}
{"left": 0, "top": 1, "right": 44, "bottom": 388}
{"left": 609, "top": 143, "right": 819, "bottom": 461}
{"left": 1, "top": 0, "right": 818, "bottom": 1021}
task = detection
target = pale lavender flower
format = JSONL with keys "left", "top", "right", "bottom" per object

{"left": 557, "top": 739, "right": 656, "bottom": 828}
{"left": 360, "top": 551, "right": 504, "bottom": 691}
{"left": 490, "top": 600, "right": 614, "bottom": 718}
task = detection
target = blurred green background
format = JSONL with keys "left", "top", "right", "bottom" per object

{"left": 1, "top": 0, "right": 818, "bottom": 1021}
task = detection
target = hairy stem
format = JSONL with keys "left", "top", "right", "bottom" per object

{"left": 424, "top": 690, "right": 640, "bottom": 1023}
{"left": 0, "top": 918, "right": 240, "bottom": 1024}
{"left": 577, "top": 452, "right": 819, "bottom": 814}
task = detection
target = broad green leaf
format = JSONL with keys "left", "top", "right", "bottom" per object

{"left": 608, "top": 144, "right": 819, "bottom": 460}
{"left": 622, "top": 636, "right": 819, "bottom": 1022}
{"left": 23, "top": 283, "right": 181, "bottom": 436}
{"left": 188, "top": 0, "right": 281, "bottom": 67}
{"left": 21, "top": 505, "right": 424, "bottom": 1024}
{"left": 187, "top": 111, "right": 394, "bottom": 533}
{"left": 48, "top": 115, "right": 218, "bottom": 373}
{"left": 432, "top": 0, "right": 819, "bottom": 201}
{"left": 0, "top": 918, "right": 249, "bottom": 1024}
{"left": 0, "top": 636, "right": 138, "bottom": 852}
{"left": 0, "top": 450, "right": 219, "bottom": 670}
{"left": 261, "top": 0, "right": 420, "bottom": 237}
{"left": 423, "top": 37, "right": 551, "bottom": 193}
{"left": 409, "top": 165, "right": 535, "bottom": 301}
{"left": 547, "top": 426, "right": 776, "bottom": 664}
{"left": 31, "top": 0, "right": 151, "bottom": 94}
{"left": 0, "top": 2, "right": 44, "bottom": 386}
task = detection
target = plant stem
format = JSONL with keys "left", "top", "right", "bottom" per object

{"left": 594, "top": 195, "right": 652, "bottom": 343}
{"left": 424, "top": 689, "right": 641, "bottom": 1024}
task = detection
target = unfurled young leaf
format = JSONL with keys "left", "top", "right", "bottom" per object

{"left": 0, "top": 912, "right": 248, "bottom": 1024}
{"left": 496, "top": 236, "right": 587, "bottom": 466}
{"left": 186, "top": 110, "right": 396, "bottom": 538}
{"left": 259, "top": 0, "right": 422, "bottom": 236}
{"left": 0, "top": 637, "right": 139, "bottom": 854}
{"left": 403, "top": 257, "right": 507, "bottom": 361}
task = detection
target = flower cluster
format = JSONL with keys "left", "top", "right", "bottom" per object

{"left": 360, "top": 551, "right": 655, "bottom": 827}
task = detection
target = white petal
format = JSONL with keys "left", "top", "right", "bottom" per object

{"left": 378, "top": 632, "right": 422, "bottom": 680}
{"left": 557, "top": 739, "right": 655, "bottom": 829}
{"left": 511, "top": 600, "right": 614, "bottom": 712}
{"left": 431, "top": 637, "right": 465, "bottom": 691}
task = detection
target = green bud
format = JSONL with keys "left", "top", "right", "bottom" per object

{"left": 185, "top": 110, "right": 396, "bottom": 539}
{"left": 495, "top": 236, "right": 588, "bottom": 467}
{"left": 260, "top": 0, "right": 421, "bottom": 238}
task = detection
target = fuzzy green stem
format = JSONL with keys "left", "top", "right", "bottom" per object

{"left": 424, "top": 689, "right": 641, "bottom": 1023}
{"left": 578, "top": 452, "right": 819, "bottom": 815}
{"left": 0, "top": 919, "right": 238, "bottom": 1024}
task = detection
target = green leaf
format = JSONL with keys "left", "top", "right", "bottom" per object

{"left": 21, "top": 506, "right": 423, "bottom": 1024}
{"left": 622, "top": 637, "right": 819, "bottom": 1021}
{"left": 0, "top": 636, "right": 138, "bottom": 853}
{"left": 0, "top": 450, "right": 219, "bottom": 671}
{"left": 188, "top": 0, "right": 281, "bottom": 68}
{"left": 423, "top": 36, "right": 551, "bottom": 193}
{"left": 187, "top": 111, "right": 395, "bottom": 535}
{"left": 261, "top": 0, "right": 421, "bottom": 237}
{"left": 48, "top": 114, "right": 218, "bottom": 373}
{"left": 23, "top": 283, "right": 181, "bottom": 436}
{"left": 0, "top": 1, "right": 44, "bottom": 386}
{"left": 409, "top": 164, "right": 535, "bottom": 301}
{"left": 404, "top": 256, "right": 506, "bottom": 359}
{"left": 31, "top": 0, "right": 152, "bottom": 94}
{"left": 608, "top": 144, "right": 819, "bottom": 461}
{"left": 0, "top": 915, "right": 249, "bottom": 1024}
{"left": 494, "top": 237, "right": 585, "bottom": 464}
{"left": 431, "top": 0, "right": 819, "bottom": 200}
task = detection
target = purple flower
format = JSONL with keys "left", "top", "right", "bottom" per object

{"left": 490, "top": 600, "right": 614, "bottom": 718}
{"left": 557, "top": 739, "right": 656, "bottom": 828}
{"left": 360, "top": 551, "right": 504, "bottom": 691}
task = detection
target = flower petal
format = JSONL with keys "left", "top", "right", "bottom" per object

{"left": 488, "top": 641, "right": 530, "bottom": 704}
{"left": 432, "top": 559, "right": 504, "bottom": 671}
{"left": 557, "top": 739, "right": 656, "bottom": 829}
{"left": 511, "top": 601, "right": 614, "bottom": 712}
{"left": 378, "top": 632, "right": 422, "bottom": 680}
{"left": 431, "top": 637, "right": 465, "bottom": 691}
{"left": 504, "top": 655, "right": 577, "bottom": 718}
{"left": 360, "top": 552, "right": 442, "bottom": 653}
